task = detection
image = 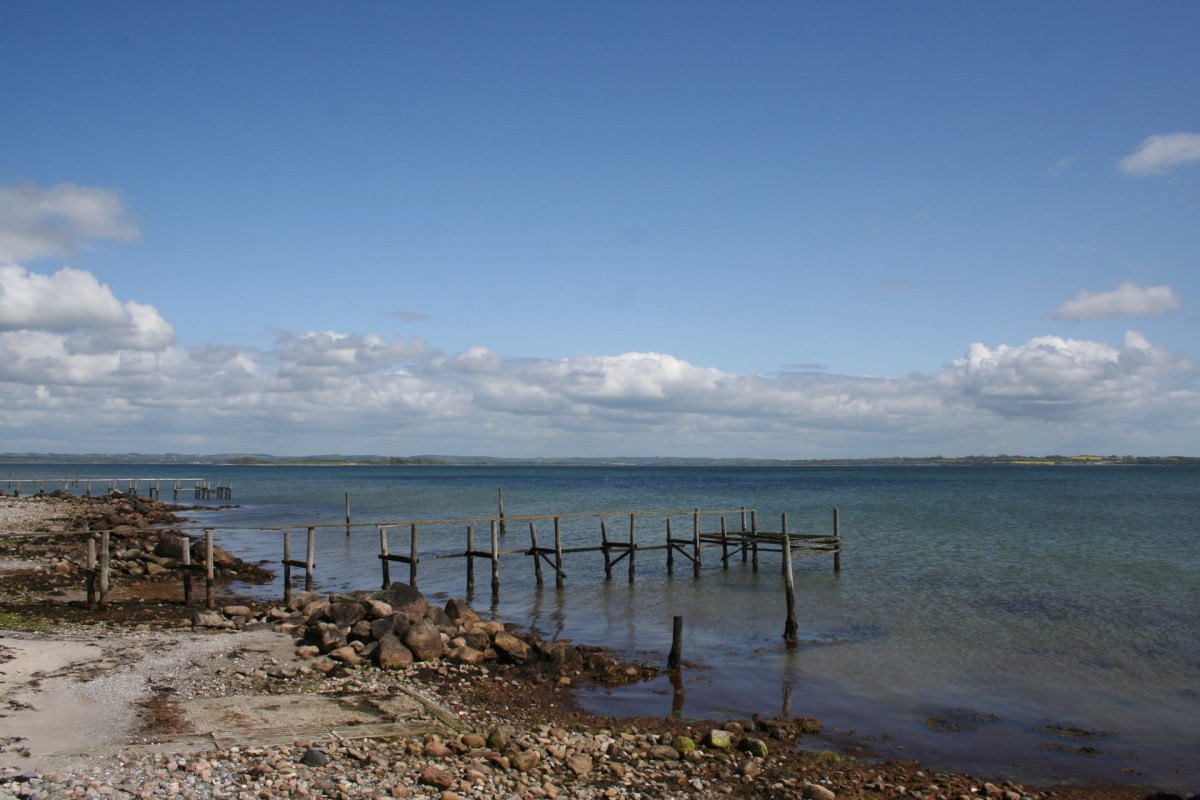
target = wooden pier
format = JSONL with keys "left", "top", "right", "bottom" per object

{"left": 3, "top": 477, "right": 231, "bottom": 500}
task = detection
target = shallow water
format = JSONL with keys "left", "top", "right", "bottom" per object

{"left": 8, "top": 463, "right": 1198, "bottom": 790}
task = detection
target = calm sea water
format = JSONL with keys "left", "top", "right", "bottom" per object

{"left": 7, "top": 464, "right": 1198, "bottom": 790}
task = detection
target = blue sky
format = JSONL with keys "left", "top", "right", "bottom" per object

{"left": 1, "top": 2, "right": 1197, "bottom": 457}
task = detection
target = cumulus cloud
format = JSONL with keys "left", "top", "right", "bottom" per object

{"left": 0, "top": 183, "right": 139, "bottom": 262}
{"left": 0, "top": 265, "right": 1196, "bottom": 456}
{"left": 1118, "top": 132, "right": 1200, "bottom": 176}
{"left": 1048, "top": 282, "right": 1182, "bottom": 321}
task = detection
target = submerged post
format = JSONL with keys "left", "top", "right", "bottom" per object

{"left": 466, "top": 525, "right": 476, "bottom": 592}
{"left": 782, "top": 513, "right": 798, "bottom": 644}
{"left": 666, "top": 517, "right": 675, "bottom": 575}
{"left": 553, "top": 516, "right": 564, "bottom": 588}
{"left": 345, "top": 493, "right": 351, "bottom": 537}
{"left": 498, "top": 489, "right": 507, "bottom": 537}
{"left": 601, "top": 520, "right": 612, "bottom": 579}
{"left": 751, "top": 510, "right": 759, "bottom": 572}
{"left": 833, "top": 507, "right": 842, "bottom": 573}
{"left": 692, "top": 508, "right": 701, "bottom": 578}
{"left": 668, "top": 616, "right": 683, "bottom": 670}
{"left": 628, "top": 513, "right": 637, "bottom": 583}
{"left": 409, "top": 522, "right": 419, "bottom": 587}
{"left": 528, "top": 522, "right": 543, "bottom": 586}
{"left": 490, "top": 519, "right": 500, "bottom": 593}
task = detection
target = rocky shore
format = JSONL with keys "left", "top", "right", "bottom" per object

{"left": 0, "top": 494, "right": 1185, "bottom": 800}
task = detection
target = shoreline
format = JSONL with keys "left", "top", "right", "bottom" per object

{"left": 0, "top": 493, "right": 1177, "bottom": 799}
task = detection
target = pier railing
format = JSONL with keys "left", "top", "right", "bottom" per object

{"left": 3, "top": 477, "right": 232, "bottom": 500}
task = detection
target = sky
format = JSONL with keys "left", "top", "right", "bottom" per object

{"left": 1, "top": 1, "right": 1198, "bottom": 459}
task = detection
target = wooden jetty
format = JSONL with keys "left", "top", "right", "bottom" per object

{"left": 4, "top": 477, "right": 231, "bottom": 500}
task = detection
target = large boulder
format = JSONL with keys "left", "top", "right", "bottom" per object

{"left": 325, "top": 601, "right": 366, "bottom": 627}
{"left": 402, "top": 618, "right": 444, "bottom": 662}
{"left": 370, "top": 612, "right": 409, "bottom": 642}
{"left": 376, "top": 634, "right": 414, "bottom": 670}
{"left": 380, "top": 583, "right": 429, "bottom": 624}
{"left": 492, "top": 632, "right": 531, "bottom": 665}
{"left": 154, "top": 533, "right": 191, "bottom": 560}
{"left": 444, "top": 598, "right": 481, "bottom": 626}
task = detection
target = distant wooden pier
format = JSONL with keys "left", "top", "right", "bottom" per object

{"left": 3, "top": 477, "right": 232, "bottom": 500}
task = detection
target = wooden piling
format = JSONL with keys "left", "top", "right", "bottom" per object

{"left": 99, "top": 531, "right": 110, "bottom": 611}
{"left": 182, "top": 534, "right": 192, "bottom": 605}
{"left": 86, "top": 537, "right": 97, "bottom": 608}
{"left": 833, "top": 507, "right": 842, "bottom": 573}
{"left": 529, "top": 522, "right": 543, "bottom": 586}
{"left": 409, "top": 523, "right": 419, "bottom": 587}
{"left": 305, "top": 527, "right": 315, "bottom": 592}
{"left": 553, "top": 516, "right": 564, "bottom": 588}
{"left": 668, "top": 616, "right": 683, "bottom": 670}
{"left": 629, "top": 513, "right": 637, "bottom": 583}
{"left": 283, "top": 531, "right": 293, "bottom": 606}
{"left": 751, "top": 510, "right": 760, "bottom": 572}
{"left": 783, "top": 513, "right": 798, "bottom": 644}
{"left": 666, "top": 518, "right": 675, "bottom": 574}
{"left": 692, "top": 509, "right": 701, "bottom": 578}
{"left": 498, "top": 489, "right": 507, "bottom": 537}
{"left": 600, "top": 520, "right": 612, "bottom": 579}
{"left": 345, "top": 493, "right": 351, "bottom": 537}
{"left": 466, "top": 525, "right": 476, "bottom": 591}
{"left": 380, "top": 527, "right": 391, "bottom": 589}
{"left": 490, "top": 520, "right": 500, "bottom": 593}
{"left": 205, "top": 529, "right": 215, "bottom": 610}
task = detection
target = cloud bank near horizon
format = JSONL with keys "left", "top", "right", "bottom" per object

{"left": 1, "top": 184, "right": 1197, "bottom": 457}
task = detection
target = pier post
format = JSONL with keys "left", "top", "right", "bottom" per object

{"left": 182, "top": 534, "right": 192, "bottom": 605}
{"left": 751, "top": 510, "right": 759, "bottom": 572}
{"left": 283, "top": 531, "right": 293, "bottom": 606}
{"left": 305, "top": 527, "right": 315, "bottom": 592}
{"left": 528, "top": 522, "right": 542, "bottom": 586}
{"left": 490, "top": 520, "right": 500, "bottom": 593}
{"left": 601, "top": 520, "right": 612, "bottom": 579}
{"left": 498, "top": 489, "right": 507, "bottom": 537}
{"left": 783, "top": 513, "right": 798, "bottom": 644}
{"left": 720, "top": 516, "right": 729, "bottom": 568}
{"left": 666, "top": 518, "right": 674, "bottom": 575}
{"left": 668, "top": 616, "right": 683, "bottom": 670}
{"left": 692, "top": 508, "right": 701, "bottom": 578}
{"left": 553, "top": 516, "right": 564, "bottom": 588}
{"left": 205, "top": 530, "right": 215, "bottom": 610}
{"left": 409, "top": 523, "right": 419, "bottom": 587}
{"left": 628, "top": 513, "right": 637, "bottom": 583}
{"left": 86, "top": 537, "right": 97, "bottom": 608}
{"left": 466, "top": 525, "right": 476, "bottom": 592}
{"left": 99, "top": 531, "right": 110, "bottom": 611}
{"left": 345, "top": 494, "right": 351, "bottom": 537}
{"left": 740, "top": 507, "right": 748, "bottom": 563}
{"left": 833, "top": 508, "right": 841, "bottom": 574}
{"left": 380, "top": 527, "right": 391, "bottom": 589}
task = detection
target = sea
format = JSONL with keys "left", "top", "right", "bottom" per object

{"left": 6, "top": 463, "right": 1198, "bottom": 791}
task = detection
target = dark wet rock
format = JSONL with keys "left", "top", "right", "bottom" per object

{"left": 379, "top": 582, "right": 428, "bottom": 624}
{"left": 401, "top": 618, "right": 443, "bottom": 662}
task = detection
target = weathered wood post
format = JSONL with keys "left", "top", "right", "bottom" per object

{"left": 553, "top": 516, "right": 564, "bottom": 588}
{"left": 99, "top": 530, "right": 110, "bottom": 611}
{"left": 751, "top": 510, "right": 760, "bottom": 572}
{"left": 720, "top": 516, "right": 729, "bottom": 568}
{"left": 466, "top": 525, "right": 476, "bottom": 592}
{"left": 305, "top": 526, "right": 315, "bottom": 592}
{"left": 409, "top": 522, "right": 419, "bottom": 587}
{"left": 666, "top": 518, "right": 675, "bottom": 575}
{"left": 692, "top": 508, "right": 701, "bottom": 578}
{"left": 86, "top": 536, "right": 97, "bottom": 608}
{"left": 740, "top": 507, "right": 749, "bottom": 563}
{"left": 182, "top": 534, "right": 193, "bottom": 605}
{"left": 668, "top": 616, "right": 683, "bottom": 670}
{"left": 782, "top": 513, "right": 798, "bottom": 644}
{"left": 490, "top": 520, "right": 500, "bottom": 593}
{"left": 528, "top": 522, "right": 543, "bottom": 586}
{"left": 833, "top": 507, "right": 842, "bottom": 573}
{"left": 379, "top": 527, "right": 391, "bottom": 589}
{"left": 498, "top": 489, "right": 507, "bottom": 537}
{"left": 345, "top": 493, "right": 351, "bottom": 537}
{"left": 283, "top": 531, "right": 293, "bottom": 606}
{"left": 205, "top": 529, "right": 215, "bottom": 610}
{"left": 628, "top": 513, "right": 637, "bottom": 583}
{"left": 601, "top": 520, "right": 612, "bottom": 579}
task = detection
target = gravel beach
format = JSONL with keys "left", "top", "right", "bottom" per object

{"left": 0, "top": 493, "right": 1179, "bottom": 800}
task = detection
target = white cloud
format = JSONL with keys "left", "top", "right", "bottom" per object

{"left": 1118, "top": 132, "right": 1200, "bottom": 176}
{"left": 0, "top": 264, "right": 1196, "bottom": 457}
{"left": 0, "top": 183, "right": 139, "bottom": 262}
{"left": 1048, "top": 282, "right": 1182, "bottom": 321}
